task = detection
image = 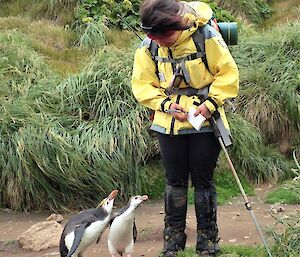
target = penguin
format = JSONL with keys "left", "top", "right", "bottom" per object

{"left": 107, "top": 195, "right": 148, "bottom": 257}
{"left": 59, "top": 189, "right": 118, "bottom": 257}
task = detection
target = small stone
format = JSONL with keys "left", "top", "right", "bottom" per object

{"left": 270, "top": 208, "right": 278, "bottom": 214}
{"left": 148, "top": 247, "right": 154, "bottom": 252}
{"left": 46, "top": 214, "right": 64, "bottom": 223}
{"left": 229, "top": 239, "right": 237, "bottom": 243}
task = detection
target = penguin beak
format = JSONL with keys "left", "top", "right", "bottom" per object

{"left": 141, "top": 195, "right": 148, "bottom": 201}
{"left": 108, "top": 190, "right": 118, "bottom": 200}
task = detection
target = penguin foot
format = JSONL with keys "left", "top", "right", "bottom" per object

{"left": 126, "top": 254, "right": 132, "bottom": 257}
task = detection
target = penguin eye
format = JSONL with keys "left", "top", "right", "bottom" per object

{"left": 134, "top": 196, "right": 138, "bottom": 200}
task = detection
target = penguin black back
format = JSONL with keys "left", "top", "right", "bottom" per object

{"left": 59, "top": 189, "right": 118, "bottom": 257}
{"left": 60, "top": 208, "right": 109, "bottom": 257}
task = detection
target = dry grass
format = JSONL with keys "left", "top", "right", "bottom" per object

{"left": 263, "top": 0, "right": 300, "bottom": 28}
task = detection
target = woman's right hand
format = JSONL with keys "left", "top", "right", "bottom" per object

{"left": 168, "top": 103, "right": 188, "bottom": 122}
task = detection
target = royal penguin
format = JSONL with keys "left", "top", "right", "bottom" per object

{"left": 108, "top": 195, "right": 148, "bottom": 257}
{"left": 59, "top": 189, "right": 118, "bottom": 257}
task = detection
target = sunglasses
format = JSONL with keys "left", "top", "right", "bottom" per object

{"left": 147, "top": 30, "right": 176, "bottom": 40}
{"left": 140, "top": 24, "right": 176, "bottom": 41}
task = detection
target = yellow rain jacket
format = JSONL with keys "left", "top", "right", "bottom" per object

{"left": 131, "top": 1, "right": 239, "bottom": 136}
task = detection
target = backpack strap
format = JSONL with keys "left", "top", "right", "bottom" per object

{"left": 144, "top": 25, "right": 223, "bottom": 82}
{"left": 148, "top": 39, "right": 159, "bottom": 77}
{"left": 192, "top": 27, "right": 209, "bottom": 72}
{"left": 140, "top": 37, "right": 159, "bottom": 77}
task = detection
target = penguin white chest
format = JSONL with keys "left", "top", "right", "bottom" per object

{"left": 108, "top": 216, "right": 134, "bottom": 254}
{"left": 83, "top": 220, "right": 106, "bottom": 242}
{"left": 65, "top": 220, "right": 108, "bottom": 253}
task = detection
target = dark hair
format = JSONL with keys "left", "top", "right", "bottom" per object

{"left": 140, "top": 0, "right": 191, "bottom": 35}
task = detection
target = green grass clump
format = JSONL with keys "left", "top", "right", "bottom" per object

{"left": 140, "top": 157, "right": 165, "bottom": 200}
{"left": 215, "top": 169, "right": 254, "bottom": 205}
{"left": 265, "top": 180, "right": 300, "bottom": 204}
{"left": 178, "top": 245, "right": 266, "bottom": 257}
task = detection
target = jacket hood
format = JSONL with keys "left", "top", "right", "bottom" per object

{"left": 172, "top": 1, "right": 212, "bottom": 46}
{"left": 179, "top": 1, "right": 212, "bottom": 26}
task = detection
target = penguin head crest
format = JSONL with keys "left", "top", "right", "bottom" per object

{"left": 97, "top": 190, "right": 118, "bottom": 213}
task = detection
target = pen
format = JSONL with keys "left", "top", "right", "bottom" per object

{"left": 165, "top": 109, "right": 187, "bottom": 114}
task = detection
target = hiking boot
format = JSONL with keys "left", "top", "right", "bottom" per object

{"left": 195, "top": 187, "right": 220, "bottom": 255}
{"left": 196, "top": 228, "right": 220, "bottom": 255}
{"left": 161, "top": 185, "right": 188, "bottom": 256}
{"left": 162, "top": 225, "right": 187, "bottom": 255}
{"left": 161, "top": 250, "right": 178, "bottom": 257}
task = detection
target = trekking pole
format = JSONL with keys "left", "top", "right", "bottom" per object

{"left": 117, "top": 14, "right": 143, "bottom": 41}
{"left": 209, "top": 116, "right": 273, "bottom": 257}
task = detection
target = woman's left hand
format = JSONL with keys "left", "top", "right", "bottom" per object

{"left": 194, "top": 103, "right": 212, "bottom": 119}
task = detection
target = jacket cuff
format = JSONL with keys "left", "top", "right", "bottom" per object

{"left": 160, "top": 97, "right": 172, "bottom": 112}
{"left": 204, "top": 99, "right": 217, "bottom": 114}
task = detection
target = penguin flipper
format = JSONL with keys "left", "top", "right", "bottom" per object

{"left": 67, "top": 223, "right": 89, "bottom": 257}
{"left": 96, "top": 229, "right": 104, "bottom": 244}
{"left": 133, "top": 220, "right": 137, "bottom": 243}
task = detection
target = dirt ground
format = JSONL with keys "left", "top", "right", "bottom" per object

{"left": 0, "top": 185, "right": 299, "bottom": 257}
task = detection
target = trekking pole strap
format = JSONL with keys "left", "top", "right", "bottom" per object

{"left": 209, "top": 113, "right": 232, "bottom": 147}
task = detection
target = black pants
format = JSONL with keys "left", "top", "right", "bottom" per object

{"left": 156, "top": 132, "right": 221, "bottom": 189}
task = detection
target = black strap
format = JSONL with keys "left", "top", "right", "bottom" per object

{"left": 149, "top": 40, "right": 159, "bottom": 77}
{"left": 152, "top": 52, "right": 204, "bottom": 64}
{"left": 161, "top": 97, "right": 171, "bottom": 112}
{"left": 207, "top": 97, "right": 219, "bottom": 110}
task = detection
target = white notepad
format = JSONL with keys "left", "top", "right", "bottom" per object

{"left": 187, "top": 107, "right": 206, "bottom": 131}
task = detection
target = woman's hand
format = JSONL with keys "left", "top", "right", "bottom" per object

{"left": 168, "top": 103, "right": 188, "bottom": 122}
{"left": 194, "top": 103, "right": 212, "bottom": 119}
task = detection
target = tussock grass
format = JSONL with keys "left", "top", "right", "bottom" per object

{"left": 0, "top": 30, "right": 54, "bottom": 100}
{"left": 228, "top": 113, "right": 292, "bottom": 182}
{"left": 0, "top": 3, "right": 297, "bottom": 210}
{"left": 0, "top": 17, "right": 90, "bottom": 77}
{"left": 0, "top": 0, "right": 77, "bottom": 25}
{"left": 0, "top": 47, "right": 157, "bottom": 210}
{"left": 232, "top": 23, "right": 300, "bottom": 153}
{"left": 216, "top": 0, "right": 272, "bottom": 24}
{"left": 74, "top": 20, "right": 108, "bottom": 49}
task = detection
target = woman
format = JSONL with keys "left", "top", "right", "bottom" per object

{"left": 131, "top": 0, "right": 239, "bottom": 256}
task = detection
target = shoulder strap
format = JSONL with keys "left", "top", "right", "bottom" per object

{"left": 146, "top": 27, "right": 210, "bottom": 73}
{"left": 191, "top": 27, "right": 209, "bottom": 72}
{"left": 148, "top": 39, "right": 159, "bottom": 76}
